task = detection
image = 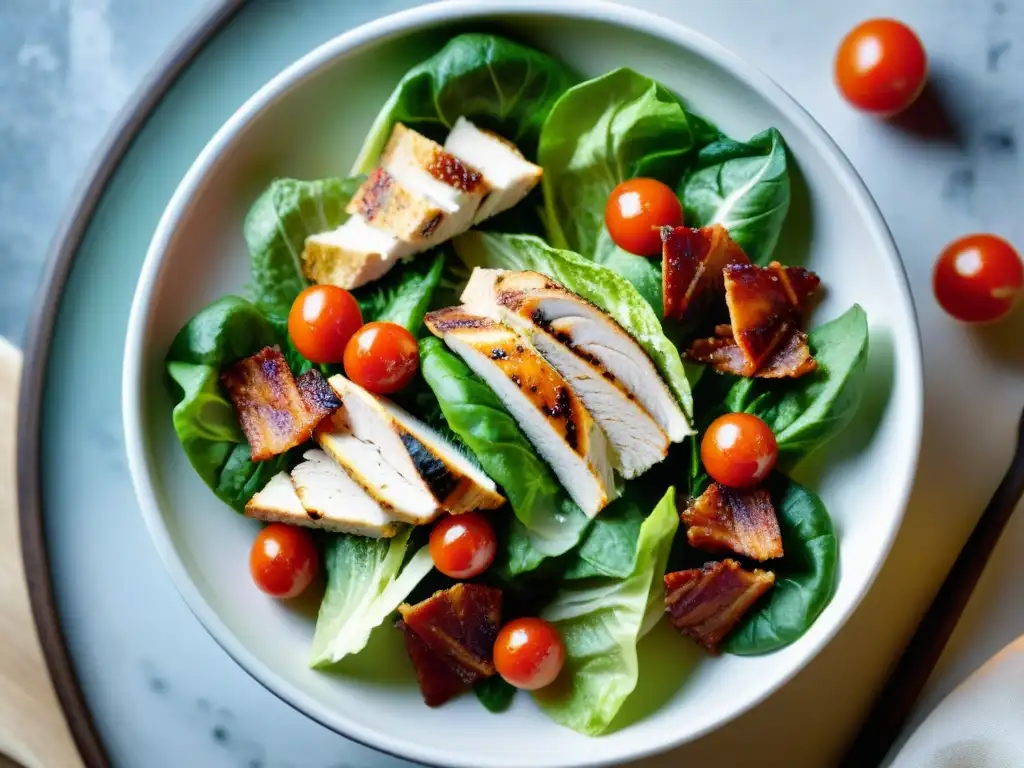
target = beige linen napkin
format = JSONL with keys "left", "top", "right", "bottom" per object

{"left": 0, "top": 337, "right": 82, "bottom": 768}
{"left": 888, "top": 635, "right": 1024, "bottom": 768}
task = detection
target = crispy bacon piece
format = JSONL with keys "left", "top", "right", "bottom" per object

{"left": 685, "top": 328, "right": 816, "bottom": 378}
{"left": 295, "top": 369, "right": 341, "bottom": 419}
{"left": 664, "top": 560, "right": 775, "bottom": 652}
{"left": 723, "top": 261, "right": 820, "bottom": 375}
{"left": 399, "top": 584, "right": 502, "bottom": 684}
{"left": 662, "top": 224, "right": 750, "bottom": 321}
{"left": 221, "top": 347, "right": 338, "bottom": 461}
{"left": 397, "top": 620, "right": 466, "bottom": 707}
{"left": 682, "top": 483, "right": 783, "bottom": 561}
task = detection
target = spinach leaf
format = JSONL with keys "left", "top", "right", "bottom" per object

{"left": 474, "top": 675, "right": 517, "bottom": 714}
{"left": 723, "top": 475, "right": 837, "bottom": 654}
{"left": 352, "top": 33, "right": 578, "bottom": 174}
{"left": 243, "top": 176, "right": 361, "bottom": 318}
{"left": 418, "top": 337, "right": 590, "bottom": 570}
{"left": 535, "top": 488, "right": 679, "bottom": 735}
{"left": 453, "top": 231, "right": 693, "bottom": 422}
{"left": 310, "top": 530, "right": 433, "bottom": 668}
{"left": 680, "top": 128, "right": 790, "bottom": 265}
{"left": 353, "top": 250, "right": 446, "bottom": 334}
{"left": 537, "top": 69, "right": 719, "bottom": 307}
{"left": 727, "top": 305, "right": 868, "bottom": 466}
{"left": 165, "top": 296, "right": 283, "bottom": 511}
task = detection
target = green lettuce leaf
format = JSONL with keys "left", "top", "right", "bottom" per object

{"left": 680, "top": 128, "right": 790, "bottom": 265}
{"left": 418, "top": 337, "right": 589, "bottom": 571}
{"left": 165, "top": 296, "right": 284, "bottom": 511}
{"left": 310, "top": 530, "right": 433, "bottom": 668}
{"left": 353, "top": 250, "right": 446, "bottom": 334}
{"left": 726, "top": 305, "right": 868, "bottom": 466}
{"left": 352, "top": 33, "right": 578, "bottom": 174}
{"left": 723, "top": 475, "right": 838, "bottom": 654}
{"left": 474, "top": 675, "right": 517, "bottom": 714}
{"left": 453, "top": 231, "right": 693, "bottom": 421}
{"left": 535, "top": 488, "right": 679, "bottom": 735}
{"left": 243, "top": 176, "right": 362, "bottom": 318}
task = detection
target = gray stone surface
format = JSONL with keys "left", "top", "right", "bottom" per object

{"left": 0, "top": 0, "right": 206, "bottom": 345}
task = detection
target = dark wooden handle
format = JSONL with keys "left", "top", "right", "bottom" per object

{"left": 840, "top": 406, "right": 1024, "bottom": 768}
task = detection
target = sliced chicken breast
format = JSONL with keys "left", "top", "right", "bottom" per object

{"left": 424, "top": 307, "right": 615, "bottom": 518}
{"left": 303, "top": 215, "right": 412, "bottom": 290}
{"left": 315, "top": 409, "right": 440, "bottom": 525}
{"left": 328, "top": 375, "right": 504, "bottom": 515}
{"left": 464, "top": 269, "right": 689, "bottom": 443}
{"left": 463, "top": 269, "right": 669, "bottom": 478}
{"left": 382, "top": 123, "right": 489, "bottom": 245}
{"left": 346, "top": 168, "right": 447, "bottom": 246}
{"left": 443, "top": 117, "right": 543, "bottom": 224}
{"left": 291, "top": 450, "right": 403, "bottom": 537}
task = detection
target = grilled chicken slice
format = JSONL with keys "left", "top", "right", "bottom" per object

{"left": 303, "top": 215, "right": 413, "bottom": 290}
{"left": 662, "top": 224, "right": 750, "bottom": 322}
{"left": 346, "top": 168, "right": 446, "bottom": 245}
{"left": 327, "top": 375, "right": 504, "bottom": 515}
{"left": 245, "top": 472, "right": 312, "bottom": 526}
{"left": 682, "top": 483, "right": 783, "bottom": 561}
{"left": 444, "top": 117, "right": 543, "bottom": 223}
{"left": 723, "top": 261, "right": 821, "bottom": 376}
{"left": 664, "top": 560, "right": 775, "bottom": 652}
{"left": 425, "top": 307, "right": 615, "bottom": 517}
{"left": 289, "top": 449, "right": 402, "bottom": 537}
{"left": 397, "top": 620, "right": 466, "bottom": 707}
{"left": 463, "top": 269, "right": 669, "bottom": 478}
{"left": 382, "top": 123, "right": 489, "bottom": 245}
{"left": 221, "top": 347, "right": 338, "bottom": 461}
{"left": 399, "top": 584, "right": 502, "bottom": 685}
{"left": 462, "top": 268, "right": 689, "bottom": 443}
{"left": 686, "top": 326, "right": 817, "bottom": 379}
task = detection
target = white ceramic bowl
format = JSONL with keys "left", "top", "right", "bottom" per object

{"left": 123, "top": 2, "right": 923, "bottom": 766}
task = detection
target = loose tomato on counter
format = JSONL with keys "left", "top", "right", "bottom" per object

{"left": 494, "top": 617, "right": 565, "bottom": 691}
{"left": 605, "top": 177, "right": 683, "bottom": 256}
{"left": 429, "top": 512, "right": 497, "bottom": 580}
{"left": 343, "top": 321, "right": 420, "bottom": 394}
{"left": 701, "top": 412, "right": 778, "bottom": 489}
{"left": 249, "top": 523, "right": 318, "bottom": 599}
{"left": 933, "top": 234, "right": 1023, "bottom": 324}
{"left": 835, "top": 19, "right": 927, "bottom": 116}
{"left": 288, "top": 284, "right": 363, "bottom": 364}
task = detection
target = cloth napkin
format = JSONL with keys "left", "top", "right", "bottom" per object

{"left": 0, "top": 337, "right": 82, "bottom": 768}
{"left": 888, "top": 635, "right": 1024, "bottom": 768}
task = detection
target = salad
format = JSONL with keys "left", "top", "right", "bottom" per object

{"left": 165, "top": 33, "right": 868, "bottom": 736}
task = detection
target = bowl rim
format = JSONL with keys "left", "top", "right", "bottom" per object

{"left": 122, "top": 1, "right": 924, "bottom": 765}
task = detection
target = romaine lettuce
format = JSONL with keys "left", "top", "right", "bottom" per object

{"left": 534, "top": 488, "right": 679, "bottom": 735}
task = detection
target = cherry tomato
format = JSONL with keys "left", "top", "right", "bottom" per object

{"left": 429, "top": 512, "right": 497, "bottom": 579}
{"left": 933, "top": 234, "right": 1023, "bottom": 323}
{"left": 605, "top": 178, "right": 683, "bottom": 257}
{"left": 494, "top": 618, "right": 565, "bottom": 691}
{"left": 249, "top": 523, "right": 318, "bottom": 599}
{"left": 343, "top": 321, "right": 420, "bottom": 394}
{"left": 835, "top": 19, "right": 927, "bottom": 116}
{"left": 701, "top": 413, "right": 778, "bottom": 489}
{"left": 288, "top": 285, "right": 363, "bottom": 364}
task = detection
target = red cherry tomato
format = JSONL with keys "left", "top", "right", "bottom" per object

{"left": 249, "top": 523, "right": 318, "bottom": 599}
{"left": 701, "top": 413, "right": 778, "bottom": 489}
{"left": 288, "top": 285, "right": 363, "bottom": 364}
{"left": 605, "top": 178, "right": 683, "bottom": 257}
{"left": 933, "top": 234, "right": 1023, "bottom": 323}
{"left": 343, "top": 321, "right": 420, "bottom": 394}
{"left": 494, "top": 618, "right": 565, "bottom": 691}
{"left": 428, "top": 512, "right": 497, "bottom": 580}
{"left": 835, "top": 19, "right": 927, "bottom": 116}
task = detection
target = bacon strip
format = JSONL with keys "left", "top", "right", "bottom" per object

{"left": 399, "top": 584, "right": 502, "bottom": 685}
{"left": 296, "top": 369, "right": 341, "bottom": 419}
{"left": 685, "top": 328, "right": 816, "bottom": 378}
{"left": 397, "top": 620, "right": 466, "bottom": 707}
{"left": 682, "top": 483, "right": 783, "bottom": 561}
{"left": 662, "top": 224, "right": 749, "bottom": 322}
{"left": 221, "top": 347, "right": 337, "bottom": 461}
{"left": 664, "top": 560, "right": 775, "bottom": 652}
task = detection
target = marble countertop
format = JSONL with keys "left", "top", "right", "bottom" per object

{"left": 2, "top": 1, "right": 1023, "bottom": 766}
